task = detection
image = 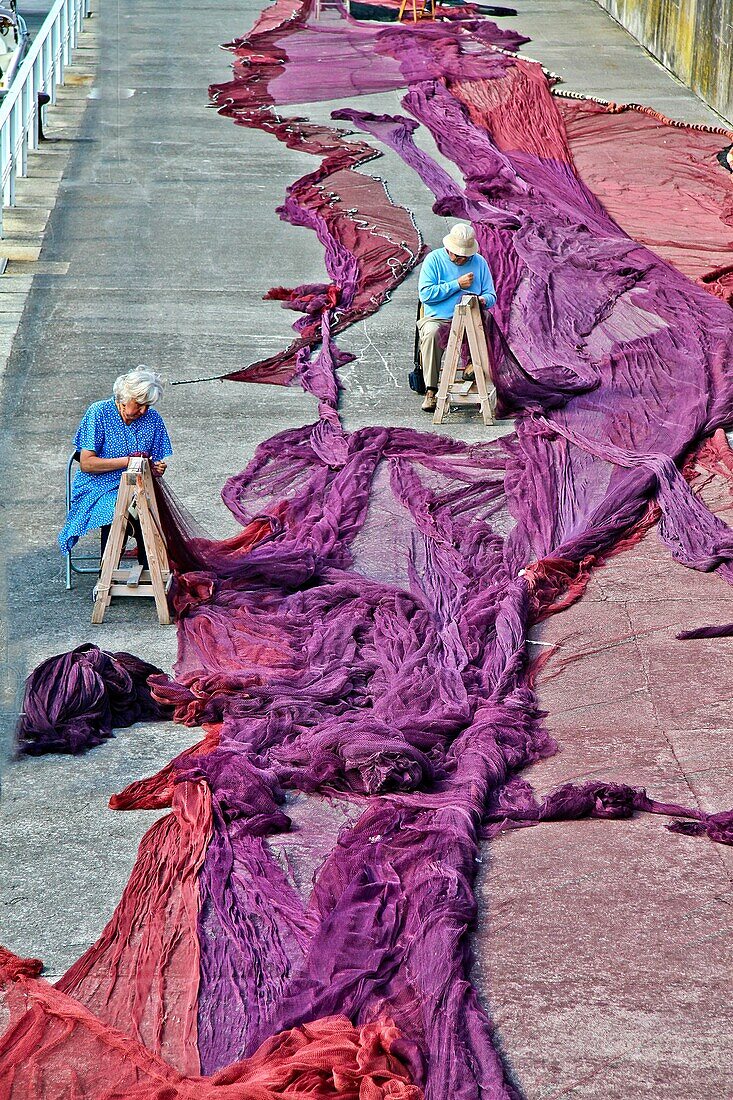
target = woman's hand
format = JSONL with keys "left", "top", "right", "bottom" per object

{"left": 152, "top": 460, "right": 167, "bottom": 477}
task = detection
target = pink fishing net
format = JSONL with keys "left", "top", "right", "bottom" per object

{"left": 556, "top": 95, "right": 733, "bottom": 302}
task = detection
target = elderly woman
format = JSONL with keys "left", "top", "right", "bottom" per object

{"left": 59, "top": 367, "right": 173, "bottom": 563}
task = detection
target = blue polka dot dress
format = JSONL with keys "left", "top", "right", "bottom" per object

{"left": 58, "top": 398, "right": 173, "bottom": 554}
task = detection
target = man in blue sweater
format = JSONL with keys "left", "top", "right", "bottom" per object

{"left": 417, "top": 223, "right": 496, "bottom": 411}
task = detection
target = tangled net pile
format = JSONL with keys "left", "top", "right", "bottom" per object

{"left": 4, "top": 0, "right": 733, "bottom": 1097}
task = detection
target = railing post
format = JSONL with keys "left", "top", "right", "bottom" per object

{"left": 39, "top": 39, "right": 48, "bottom": 95}
{"left": 20, "top": 80, "right": 29, "bottom": 175}
{"left": 30, "top": 61, "right": 39, "bottom": 150}
{"left": 1, "top": 124, "right": 9, "bottom": 212}
{"left": 51, "top": 19, "right": 61, "bottom": 96}
{"left": 61, "top": 0, "right": 69, "bottom": 66}
{"left": 7, "top": 103, "right": 17, "bottom": 206}
{"left": 66, "top": 0, "right": 74, "bottom": 59}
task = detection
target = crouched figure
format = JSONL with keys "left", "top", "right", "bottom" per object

{"left": 417, "top": 223, "right": 496, "bottom": 412}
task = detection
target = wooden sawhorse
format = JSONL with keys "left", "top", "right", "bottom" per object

{"left": 314, "top": 0, "right": 348, "bottom": 16}
{"left": 434, "top": 294, "right": 497, "bottom": 426}
{"left": 92, "top": 457, "right": 171, "bottom": 626}
{"left": 397, "top": 0, "right": 436, "bottom": 20}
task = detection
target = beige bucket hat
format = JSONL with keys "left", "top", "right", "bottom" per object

{"left": 442, "top": 222, "right": 478, "bottom": 257}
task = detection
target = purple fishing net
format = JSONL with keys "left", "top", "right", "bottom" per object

{"left": 16, "top": 644, "right": 172, "bottom": 756}
{"left": 167, "top": 20, "right": 733, "bottom": 1092}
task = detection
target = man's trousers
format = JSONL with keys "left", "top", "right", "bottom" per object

{"left": 416, "top": 315, "right": 450, "bottom": 391}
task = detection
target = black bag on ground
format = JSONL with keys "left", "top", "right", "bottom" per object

{"left": 409, "top": 301, "right": 427, "bottom": 394}
{"left": 409, "top": 365, "right": 426, "bottom": 395}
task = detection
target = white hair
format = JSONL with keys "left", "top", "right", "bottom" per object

{"left": 113, "top": 366, "right": 163, "bottom": 407}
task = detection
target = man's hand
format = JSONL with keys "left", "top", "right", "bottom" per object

{"left": 152, "top": 460, "right": 167, "bottom": 477}
{"left": 457, "top": 272, "right": 474, "bottom": 289}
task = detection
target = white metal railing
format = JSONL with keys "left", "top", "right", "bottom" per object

{"left": 0, "top": 0, "right": 90, "bottom": 238}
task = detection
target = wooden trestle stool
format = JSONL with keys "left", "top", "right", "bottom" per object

{"left": 433, "top": 293, "right": 497, "bottom": 426}
{"left": 91, "top": 456, "right": 172, "bottom": 626}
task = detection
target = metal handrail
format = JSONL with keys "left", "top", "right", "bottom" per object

{"left": 0, "top": 0, "right": 90, "bottom": 237}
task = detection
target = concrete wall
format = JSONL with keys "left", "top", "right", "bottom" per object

{"left": 594, "top": 0, "right": 733, "bottom": 122}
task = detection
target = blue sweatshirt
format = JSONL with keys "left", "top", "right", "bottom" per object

{"left": 418, "top": 247, "right": 496, "bottom": 320}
